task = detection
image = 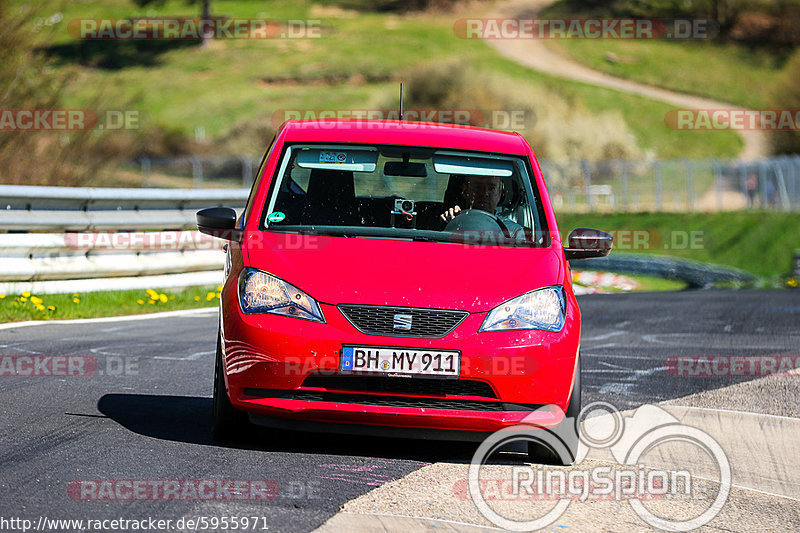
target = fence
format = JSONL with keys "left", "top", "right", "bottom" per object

{"left": 128, "top": 154, "right": 800, "bottom": 212}
{"left": 541, "top": 156, "right": 800, "bottom": 212}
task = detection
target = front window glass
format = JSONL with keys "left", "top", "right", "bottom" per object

{"left": 263, "top": 144, "right": 548, "bottom": 247}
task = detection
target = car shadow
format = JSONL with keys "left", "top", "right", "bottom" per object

{"left": 97, "top": 393, "right": 528, "bottom": 464}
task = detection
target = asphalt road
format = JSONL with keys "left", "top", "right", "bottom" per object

{"left": 0, "top": 290, "right": 798, "bottom": 532}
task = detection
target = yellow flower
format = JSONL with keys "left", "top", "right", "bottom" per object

{"left": 47, "top": 305, "right": 55, "bottom": 311}
{"left": 159, "top": 293, "right": 168, "bottom": 303}
{"left": 137, "top": 299, "right": 145, "bottom": 305}
{"left": 787, "top": 278, "right": 798, "bottom": 287}
{"left": 22, "top": 291, "right": 31, "bottom": 298}
{"left": 19, "top": 297, "right": 27, "bottom": 302}
{"left": 215, "top": 292, "right": 221, "bottom": 299}
{"left": 30, "top": 296, "right": 43, "bottom": 305}
{"left": 35, "top": 304, "right": 45, "bottom": 311}
{"left": 148, "top": 299, "right": 156, "bottom": 305}
{"left": 146, "top": 288, "right": 158, "bottom": 298}
{"left": 194, "top": 296, "right": 201, "bottom": 301}
{"left": 216, "top": 285, "right": 223, "bottom": 292}
{"left": 205, "top": 292, "right": 215, "bottom": 301}
{"left": 73, "top": 297, "right": 80, "bottom": 304}
{"left": 0, "top": 294, "right": 5, "bottom": 299}
{"left": 73, "top": 293, "right": 79, "bottom": 298}
{"left": 12, "top": 302, "right": 18, "bottom": 307}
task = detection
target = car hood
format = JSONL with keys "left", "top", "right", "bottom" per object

{"left": 244, "top": 233, "right": 562, "bottom": 313}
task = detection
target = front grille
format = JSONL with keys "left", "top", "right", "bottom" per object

{"left": 243, "top": 388, "right": 539, "bottom": 412}
{"left": 302, "top": 375, "right": 497, "bottom": 398}
{"left": 338, "top": 304, "right": 468, "bottom": 338}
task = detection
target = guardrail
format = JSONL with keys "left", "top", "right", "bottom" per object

{"left": 0, "top": 185, "right": 248, "bottom": 231}
{"left": 0, "top": 185, "right": 247, "bottom": 294}
{"left": 579, "top": 253, "right": 758, "bottom": 288}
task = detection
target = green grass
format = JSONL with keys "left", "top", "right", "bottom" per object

{"left": 17, "top": 0, "right": 743, "bottom": 160}
{"left": 627, "top": 273, "right": 688, "bottom": 291}
{"left": 557, "top": 211, "right": 800, "bottom": 278}
{"left": 545, "top": 39, "right": 786, "bottom": 109}
{"left": 573, "top": 271, "right": 688, "bottom": 291}
{"left": 0, "top": 286, "right": 219, "bottom": 323}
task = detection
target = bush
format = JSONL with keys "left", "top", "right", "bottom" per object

{"left": 0, "top": 4, "right": 131, "bottom": 186}
{"left": 319, "top": 0, "right": 464, "bottom": 12}
{"left": 550, "top": 0, "right": 800, "bottom": 45}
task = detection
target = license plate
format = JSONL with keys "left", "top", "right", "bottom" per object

{"left": 340, "top": 346, "right": 460, "bottom": 377}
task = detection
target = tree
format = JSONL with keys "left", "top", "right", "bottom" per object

{"left": 770, "top": 49, "right": 800, "bottom": 155}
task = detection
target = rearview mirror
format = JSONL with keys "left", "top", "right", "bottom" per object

{"left": 196, "top": 207, "right": 242, "bottom": 241}
{"left": 564, "top": 228, "right": 612, "bottom": 261}
{"left": 383, "top": 161, "right": 427, "bottom": 177}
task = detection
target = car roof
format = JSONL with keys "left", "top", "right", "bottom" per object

{"left": 280, "top": 120, "right": 530, "bottom": 155}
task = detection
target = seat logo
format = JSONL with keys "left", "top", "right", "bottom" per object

{"left": 393, "top": 314, "right": 413, "bottom": 330}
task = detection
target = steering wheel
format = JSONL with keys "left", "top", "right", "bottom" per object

{"left": 444, "top": 209, "right": 511, "bottom": 238}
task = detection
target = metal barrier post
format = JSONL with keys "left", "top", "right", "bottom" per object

{"left": 582, "top": 160, "right": 592, "bottom": 211}
{"left": 654, "top": 161, "right": 662, "bottom": 211}
{"left": 191, "top": 156, "right": 203, "bottom": 188}
{"left": 684, "top": 159, "right": 695, "bottom": 211}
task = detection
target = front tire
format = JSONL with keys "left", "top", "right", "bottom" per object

{"left": 212, "top": 331, "right": 249, "bottom": 442}
{"left": 528, "top": 354, "right": 581, "bottom": 466}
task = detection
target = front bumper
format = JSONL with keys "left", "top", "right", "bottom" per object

{"left": 220, "top": 293, "right": 580, "bottom": 435}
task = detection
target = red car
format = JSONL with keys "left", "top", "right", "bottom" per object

{"left": 197, "top": 119, "right": 611, "bottom": 463}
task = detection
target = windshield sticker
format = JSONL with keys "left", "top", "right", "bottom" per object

{"left": 319, "top": 151, "right": 348, "bottom": 164}
{"left": 267, "top": 211, "right": 286, "bottom": 223}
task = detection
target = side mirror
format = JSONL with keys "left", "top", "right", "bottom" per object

{"left": 564, "top": 228, "right": 612, "bottom": 261}
{"left": 196, "top": 207, "right": 242, "bottom": 241}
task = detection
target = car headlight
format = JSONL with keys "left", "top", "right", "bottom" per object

{"left": 238, "top": 268, "right": 325, "bottom": 322}
{"left": 479, "top": 286, "right": 565, "bottom": 332}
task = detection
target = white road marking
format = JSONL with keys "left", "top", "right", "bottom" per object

{"left": 154, "top": 350, "right": 214, "bottom": 361}
{"left": 0, "top": 307, "right": 218, "bottom": 331}
{"left": 582, "top": 331, "right": 627, "bottom": 342}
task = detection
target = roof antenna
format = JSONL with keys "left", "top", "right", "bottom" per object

{"left": 399, "top": 82, "right": 404, "bottom": 121}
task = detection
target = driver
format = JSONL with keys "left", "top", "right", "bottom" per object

{"left": 440, "top": 174, "right": 502, "bottom": 222}
{"left": 440, "top": 174, "right": 526, "bottom": 239}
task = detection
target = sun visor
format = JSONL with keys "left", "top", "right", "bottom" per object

{"left": 296, "top": 148, "right": 378, "bottom": 172}
{"left": 433, "top": 153, "right": 514, "bottom": 177}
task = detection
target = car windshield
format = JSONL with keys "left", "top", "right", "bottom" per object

{"left": 263, "top": 143, "right": 548, "bottom": 247}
